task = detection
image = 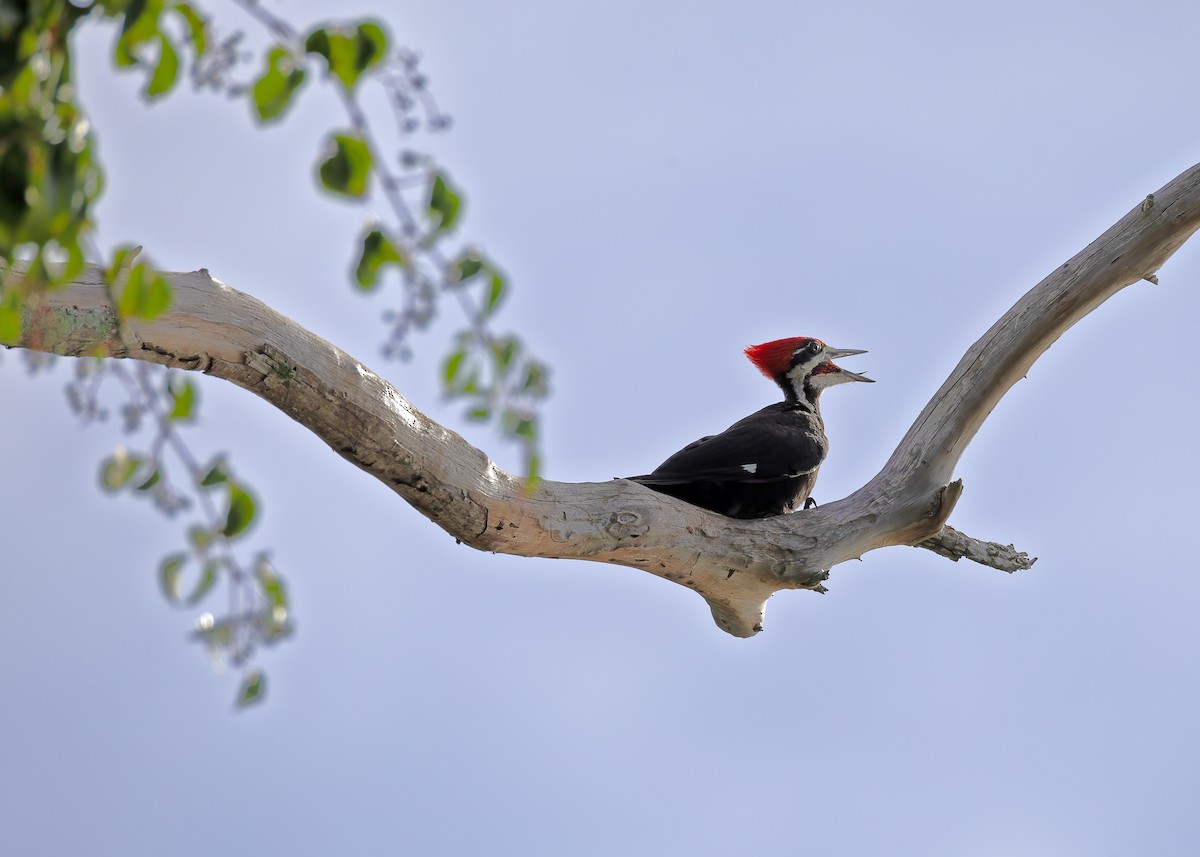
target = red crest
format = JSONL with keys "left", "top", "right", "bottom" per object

{"left": 744, "top": 337, "right": 822, "bottom": 379}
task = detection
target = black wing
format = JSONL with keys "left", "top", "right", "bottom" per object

{"left": 630, "top": 406, "right": 826, "bottom": 485}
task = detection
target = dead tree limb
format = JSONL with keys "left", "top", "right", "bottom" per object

{"left": 10, "top": 163, "right": 1200, "bottom": 636}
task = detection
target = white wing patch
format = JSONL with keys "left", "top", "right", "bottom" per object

{"left": 741, "top": 463, "right": 758, "bottom": 474}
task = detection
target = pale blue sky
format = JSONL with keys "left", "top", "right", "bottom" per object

{"left": 4, "top": 1, "right": 1200, "bottom": 854}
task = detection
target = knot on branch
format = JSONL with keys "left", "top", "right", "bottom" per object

{"left": 605, "top": 511, "right": 648, "bottom": 540}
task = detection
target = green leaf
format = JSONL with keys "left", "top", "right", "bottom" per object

{"left": 0, "top": 292, "right": 21, "bottom": 345}
{"left": 223, "top": 484, "right": 257, "bottom": 538}
{"left": 492, "top": 337, "right": 518, "bottom": 374}
{"left": 466, "top": 406, "right": 491, "bottom": 422}
{"left": 524, "top": 453, "right": 542, "bottom": 494}
{"left": 304, "top": 21, "right": 388, "bottom": 90}
{"left": 499, "top": 407, "right": 537, "bottom": 442}
{"left": 318, "top": 133, "right": 372, "bottom": 198}
{"left": 236, "top": 670, "right": 266, "bottom": 709}
{"left": 188, "top": 525, "right": 215, "bottom": 551}
{"left": 106, "top": 245, "right": 138, "bottom": 283}
{"left": 146, "top": 32, "right": 179, "bottom": 98}
{"left": 116, "top": 263, "right": 146, "bottom": 316}
{"left": 162, "top": 552, "right": 217, "bottom": 605}
{"left": 483, "top": 271, "right": 505, "bottom": 317}
{"left": 355, "top": 22, "right": 389, "bottom": 68}
{"left": 66, "top": 241, "right": 87, "bottom": 282}
{"left": 168, "top": 377, "right": 196, "bottom": 420}
{"left": 354, "top": 228, "right": 405, "bottom": 289}
{"left": 428, "top": 174, "right": 461, "bottom": 233}
{"left": 302, "top": 28, "right": 331, "bottom": 69}
{"left": 443, "top": 349, "right": 466, "bottom": 385}
{"left": 159, "top": 552, "right": 187, "bottom": 601}
{"left": 136, "top": 468, "right": 161, "bottom": 491}
{"left": 173, "top": 2, "right": 207, "bottom": 56}
{"left": 116, "top": 0, "right": 163, "bottom": 68}
{"left": 100, "top": 450, "right": 143, "bottom": 491}
{"left": 142, "top": 271, "right": 172, "bottom": 318}
{"left": 22, "top": 255, "right": 52, "bottom": 292}
{"left": 252, "top": 46, "right": 307, "bottom": 124}
{"left": 303, "top": 28, "right": 329, "bottom": 58}
{"left": 199, "top": 459, "right": 229, "bottom": 487}
{"left": 521, "top": 361, "right": 549, "bottom": 395}
{"left": 186, "top": 559, "right": 219, "bottom": 605}
{"left": 0, "top": 310, "right": 21, "bottom": 344}
{"left": 51, "top": 239, "right": 87, "bottom": 285}
{"left": 256, "top": 558, "right": 287, "bottom": 612}
{"left": 513, "top": 415, "right": 536, "bottom": 441}
{"left": 117, "top": 263, "right": 171, "bottom": 320}
{"left": 453, "top": 253, "right": 483, "bottom": 283}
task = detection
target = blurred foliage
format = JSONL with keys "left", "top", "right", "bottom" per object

{"left": 73, "top": 357, "right": 287, "bottom": 705}
{"left": 0, "top": 0, "right": 204, "bottom": 331}
{"left": 285, "top": 17, "right": 549, "bottom": 480}
{"left": 2, "top": 0, "right": 551, "bottom": 478}
{"left": 0, "top": 0, "right": 100, "bottom": 327}
{"left": 2, "top": 0, "right": 553, "bottom": 705}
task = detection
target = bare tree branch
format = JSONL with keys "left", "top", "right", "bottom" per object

{"left": 10, "top": 163, "right": 1200, "bottom": 636}
{"left": 917, "top": 526, "right": 1035, "bottom": 572}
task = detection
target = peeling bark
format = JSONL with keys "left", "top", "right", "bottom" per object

{"left": 10, "top": 163, "right": 1200, "bottom": 636}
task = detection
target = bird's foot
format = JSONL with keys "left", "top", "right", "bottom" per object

{"left": 803, "top": 497, "right": 818, "bottom": 510}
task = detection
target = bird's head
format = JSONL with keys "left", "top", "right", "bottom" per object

{"left": 745, "top": 336, "right": 873, "bottom": 403}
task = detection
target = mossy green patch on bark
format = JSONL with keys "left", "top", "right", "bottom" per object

{"left": 25, "top": 301, "right": 123, "bottom": 357}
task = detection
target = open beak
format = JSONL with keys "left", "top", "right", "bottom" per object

{"left": 825, "top": 347, "right": 874, "bottom": 383}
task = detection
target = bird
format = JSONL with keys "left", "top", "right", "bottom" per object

{"left": 626, "top": 336, "right": 873, "bottom": 518}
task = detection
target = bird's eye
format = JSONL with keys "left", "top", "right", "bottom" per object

{"left": 809, "top": 340, "right": 822, "bottom": 353}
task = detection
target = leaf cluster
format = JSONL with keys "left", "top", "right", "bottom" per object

{"left": 240, "top": 15, "right": 551, "bottom": 480}
{"left": 3, "top": 2, "right": 554, "bottom": 705}
{"left": 0, "top": 0, "right": 205, "bottom": 339}
{"left": 0, "top": 0, "right": 101, "bottom": 337}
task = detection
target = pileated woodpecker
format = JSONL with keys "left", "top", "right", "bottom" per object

{"left": 627, "top": 337, "right": 872, "bottom": 518}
